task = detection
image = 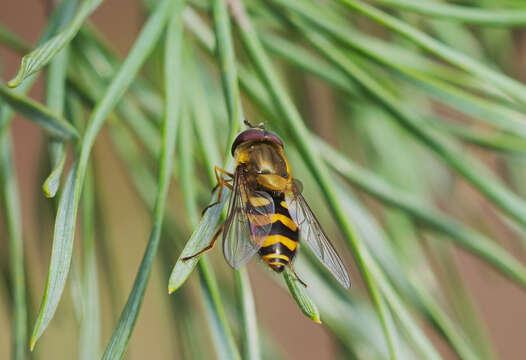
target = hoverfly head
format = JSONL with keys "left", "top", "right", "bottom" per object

{"left": 231, "top": 121, "right": 283, "bottom": 155}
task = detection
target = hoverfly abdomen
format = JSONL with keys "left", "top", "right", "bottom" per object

{"left": 254, "top": 193, "right": 299, "bottom": 273}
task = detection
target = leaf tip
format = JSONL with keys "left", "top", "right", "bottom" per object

{"left": 7, "top": 69, "right": 25, "bottom": 88}
{"left": 42, "top": 177, "right": 59, "bottom": 198}
{"left": 29, "top": 336, "right": 38, "bottom": 352}
{"left": 168, "top": 273, "right": 179, "bottom": 294}
{"left": 42, "top": 185, "right": 56, "bottom": 198}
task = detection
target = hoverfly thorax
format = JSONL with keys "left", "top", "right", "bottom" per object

{"left": 231, "top": 129, "right": 292, "bottom": 192}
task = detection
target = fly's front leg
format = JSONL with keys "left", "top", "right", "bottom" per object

{"left": 181, "top": 224, "right": 224, "bottom": 261}
{"left": 201, "top": 166, "right": 234, "bottom": 216}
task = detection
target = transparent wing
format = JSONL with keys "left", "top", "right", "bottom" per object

{"left": 286, "top": 180, "right": 351, "bottom": 288}
{"left": 223, "top": 169, "right": 275, "bottom": 269}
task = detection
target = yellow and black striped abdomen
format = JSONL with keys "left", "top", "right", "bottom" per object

{"left": 255, "top": 193, "right": 298, "bottom": 273}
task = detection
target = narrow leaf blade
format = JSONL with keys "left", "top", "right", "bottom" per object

{"left": 168, "top": 186, "right": 230, "bottom": 293}
{"left": 8, "top": 0, "right": 103, "bottom": 87}
{"left": 0, "top": 116, "right": 28, "bottom": 360}
{"left": 0, "top": 84, "right": 78, "bottom": 140}
{"left": 30, "top": 161, "right": 80, "bottom": 350}
{"left": 283, "top": 267, "right": 321, "bottom": 323}
{"left": 101, "top": 1, "right": 183, "bottom": 358}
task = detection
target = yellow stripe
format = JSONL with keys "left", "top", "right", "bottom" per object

{"left": 280, "top": 201, "right": 288, "bottom": 209}
{"left": 262, "top": 235, "right": 297, "bottom": 251}
{"left": 274, "top": 214, "right": 297, "bottom": 230}
{"left": 248, "top": 213, "right": 297, "bottom": 231}
{"left": 268, "top": 261, "right": 286, "bottom": 267}
{"left": 262, "top": 253, "right": 290, "bottom": 262}
{"left": 249, "top": 196, "right": 271, "bottom": 207}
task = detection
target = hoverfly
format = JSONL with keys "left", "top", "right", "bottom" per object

{"left": 182, "top": 121, "right": 350, "bottom": 288}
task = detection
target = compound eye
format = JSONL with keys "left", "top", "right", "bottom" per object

{"left": 231, "top": 129, "right": 266, "bottom": 155}
{"left": 265, "top": 132, "right": 283, "bottom": 148}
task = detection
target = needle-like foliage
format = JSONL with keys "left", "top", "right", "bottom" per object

{"left": 2, "top": 0, "right": 526, "bottom": 359}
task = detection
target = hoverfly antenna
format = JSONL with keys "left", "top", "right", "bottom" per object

{"left": 244, "top": 119, "right": 255, "bottom": 128}
{"left": 243, "top": 119, "right": 265, "bottom": 130}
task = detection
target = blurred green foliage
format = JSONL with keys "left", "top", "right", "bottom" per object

{"left": 2, "top": 0, "right": 526, "bottom": 359}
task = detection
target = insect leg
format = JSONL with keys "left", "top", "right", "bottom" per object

{"left": 288, "top": 263, "right": 308, "bottom": 288}
{"left": 201, "top": 181, "right": 232, "bottom": 216}
{"left": 181, "top": 224, "right": 224, "bottom": 261}
{"left": 202, "top": 166, "right": 234, "bottom": 216}
{"left": 215, "top": 165, "right": 234, "bottom": 179}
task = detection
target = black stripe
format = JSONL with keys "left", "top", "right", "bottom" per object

{"left": 259, "top": 243, "right": 296, "bottom": 259}
{"left": 273, "top": 193, "right": 289, "bottom": 216}
{"left": 268, "top": 220, "right": 298, "bottom": 240}
{"left": 274, "top": 203, "right": 289, "bottom": 216}
{"left": 250, "top": 215, "right": 298, "bottom": 240}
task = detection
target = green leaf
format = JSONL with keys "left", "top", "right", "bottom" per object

{"left": 198, "top": 260, "right": 242, "bottom": 360}
{"left": 414, "top": 287, "right": 479, "bottom": 360}
{"left": 42, "top": 147, "right": 67, "bottom": 198}
{"left": 0, "top": 118, "right": 28, "bottom": 360}
{"left": 370, "top": 0, "right": 526, "bottom": 27}
{"left": 108, "top": 121, "right": 158, "bottom": 207}
{"left": 168, "top": 185, "right": 230, "bottom": 293}
{"left": 235, "top": 269, "right": 260, "bottom": 360}
{"left": 67, "top": 47, "right": 162, "bottom": 158}
{"left": 178, "top": 103, "right": 199, "bottom": 227}
{"left": 358, "top": 106, "right": 493, "bottom": 358}
{"left": 189, "top": 61, "right": 222, "bottom": 176}
{"left": 30, "top": 160, "right": 79, "bottom": 350}
{"left": 338, "top": 0, "right": 526, "bottom": 106}
{"left": 336, "top": 178, "right": 479, "bottom": 360}
{"left": 101, "top": 2, "right": 184, "bottom": 358}
{"left": 0, "top": 25, "right": 31, "bottom": 53}
{"left": 43, "top": 0, "right": 76, "bottom": 198}
{"left": 424, "top": 116, "right": 526, "bottom": 154}
{"left": 212, "top": 0, "right": 244, "bottom": 153}
{"left": 268, "top": 0, "right": 526, "bottom": 139}
{"left": 285, "top": 16, "right": 526, "bottom": 231}
{"left": 296, "top": 256, "right": 408, "bottom": 359}
{"left": 8, "top": 0, "right": 103, "bottom": 88}
{"left": 0, "top": 0, "right": 79, "bottom": 132}
{"left": 283, "top": 268, "right": 321, "bottom": 323}
{"left": 78, "top": 165, "right": 101, "bottom": 360}
{"left": 260, "top": 32, "right": 356, "bottom": 95}
{"left": 363, "top": 252, "right": 442, "bottom": 359}
{"left": 30, "top": 0, "right": 178, "bottom": 350}
{"left": 316, "top": 138, "right": 526, "bottom": 288}
{"left": 0, "top": 84, "right": 78, "bottom": 140}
